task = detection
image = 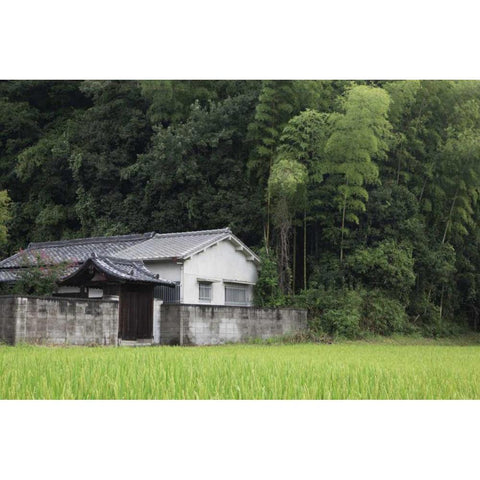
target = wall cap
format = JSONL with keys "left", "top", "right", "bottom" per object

{"left": 161, "top": 303, "right": 307, "bottom": 313}
{"left": 0, "top": 294, "right": 119, "bottom": 303}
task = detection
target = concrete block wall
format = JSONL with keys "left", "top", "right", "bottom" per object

{"left": 153, "top": 299, "right": 163, "bottom": 344}
{"left": 0, "top": 296, "right": 307, "bottom": 347}
{"left": 159, "top": 304, "right": 308, "bottom": 346}
{"left": 0, "top": 295, "right": 119, "bottom": 345}
{"left": 159, "top": 304, "right": 182, "bottom": 345}
{"left": 0, "top": 296, "right": 17, "bottom": 344}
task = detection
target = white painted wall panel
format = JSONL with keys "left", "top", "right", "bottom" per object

{"left": 144, "top": 261, "right": 182, "bottom": 282}
{"left": 144, "top": 240, "right": 258, "bottom": 305}
{"left": 182, "top": 240, "right": 258, "bottom": 305}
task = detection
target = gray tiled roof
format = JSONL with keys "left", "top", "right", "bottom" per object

{"left": 0, "top": 228, "right": 259, "bottom": 283}
{"left": 116, "top": 228, "right": 233, "bottom": 261}
{"left": 0, "top": 266, "right": 78, "bottom": 283}
{"left": 60, "top": 256, "right": 174, "bottom": 286}
{"left": 0, "top": 232, "right": 155, "bottom": 269}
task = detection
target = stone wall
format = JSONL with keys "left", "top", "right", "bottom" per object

{"left": 0, "top": 296, "right": 17, "bottom": 344}
{"left": 0, "top": 296, "right": 307, "bottom": 347}
{"left": 159, "top": 304, "right": 308, "bottom": 346}
{"left": 159, "top": 303, "right": 183, "bottom": 345}
{"left": 0, "top": 295, "right": 119, "bottom": 345}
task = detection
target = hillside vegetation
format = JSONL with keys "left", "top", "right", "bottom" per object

{"left": 2, "top": 80, "right": 480, "bottom": 336}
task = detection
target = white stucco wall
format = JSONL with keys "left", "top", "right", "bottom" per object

{"left": 144, "top": 261, "right": 182, "bottom": 282}
{"left": 182, "top": 239, "right": 258, "bottom": 305}
{"left": 57, "top": 286, "right": 81, "bottom": 295}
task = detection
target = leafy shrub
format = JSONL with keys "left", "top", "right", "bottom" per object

{"left": 253, "top": 247, "right": 286, "bottom": 307}
{"left": 346, "top": 240, "right": 415, "bottom": 302}
{"left": 361, "top": 289, "right": 408, "bottom": 335}
{"left": 296, "top": 287, "right": 363, "bottom": 338}
{"left": 12, "top": 251, "right": 73, "bottom": 296}
{"left": 320, "top": 289, "right": 363, "bottom": 338}
{"left": 408, "top": 293, "right": 466, "bottom": 337}
{"left": 297, "top": 286, "right": 412, "bottom": 338}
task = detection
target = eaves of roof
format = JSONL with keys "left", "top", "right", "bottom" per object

{"left": 59, "top": 256, "right": 174, "bottom": 286}
{"left": 182, "top": 233, "right": 261, "bottom": 264}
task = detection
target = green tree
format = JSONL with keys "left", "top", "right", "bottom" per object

{"left": 324, "top": 85, "right": 392, "bottom": 262}
{"left": 126, "top": 93, "right": 262, "bottom": 245}
{"left": 14, "top": 130, "right": 78, "bottom": 242}
{"left": 253, "top": 247, "right": 284, "bottom": 307}
{"left": 67, "top": 81, "right": 150, "bottom": 236}
{"left": 12, "top": 251, "right": 72, "bottom": 296}
{"left": 347, "top": 239, "right": 416, "bottom": 302}
{"left": 268, "top": 157, "right": 307, "bottom": 294}
{"left": 277, "top": 109, "right": 330, "bottom": 289}
{"left": 0, "top": 190, "right": 11, "bottom": 249}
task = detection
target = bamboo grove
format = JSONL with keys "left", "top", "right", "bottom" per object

{"left": 1, "top": 80, "right": 480, "bottom": 336}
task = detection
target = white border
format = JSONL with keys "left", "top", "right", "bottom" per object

{"left": 2, "top": 0, "right": 480, "bottom": 79}
{"left": 1, "top": 400, "right": 478, "bottom": 479}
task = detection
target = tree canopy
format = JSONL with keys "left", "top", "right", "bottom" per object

{"left": 2, "top": 80, "right": 480, "bottom": 336}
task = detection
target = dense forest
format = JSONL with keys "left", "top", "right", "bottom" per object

{"left": 2, "top": 80, "right": 480, "bottom": 336}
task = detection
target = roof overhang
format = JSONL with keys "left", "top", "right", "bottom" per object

{"left": 184, "top": 234, "right": 261, "bottom": 264}
{"left": 59, "top": 257, "right": 175, "bottom": 287}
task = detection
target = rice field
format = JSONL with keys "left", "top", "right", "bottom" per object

{"left": 1, "top": 342, "right": 480, "bottom": 399}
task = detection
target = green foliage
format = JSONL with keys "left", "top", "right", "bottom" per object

{"left": 347, "top": 240, "right": 415, "bottom": 301}
{"left": 277, "top": 109, "right": 331, "bottom": 222}
{"left": 437, "top": 128, "right": 480, "bottom": 243}
{"left": 269, "top": 157, "right": 308, "bottom": 205}
{"left": 247, "top": 80, "right": 300, "bottom": 186}
{"left": 278, "top": 109, "right": 330, "bottom": 168}
{"left": 253, "top": 247, "right": 285, "bottom": 307}
{"left": 326, "top": 86, "right": 392, "bottom": 167}
{"left": 296, "top": 287, "right": 363, "bottom": 338}
{"left": 0, "top": 190, "right": 11, "bottom": 247}
{"left": 127, "top": 94, "right": 261, "bottom": 242}
{"left": 297, "top": 286, "right": 410, "bottom": 338}
{"left": 323, "top": 85, "right": 392, "bottom": 260}
{"left": 12, "top": 251, "right": 71, "bottom": 296}
{"left": 361, "top": 290, "right": 409, "bottom": 335}
{"left": 67, "top": 81, "right": 150, "bottom": 236}
{"left": 365, "top": 184, "right": 420, "bottom": 242}
{"left": 5, "top": 80, "right": 480, "bottom": 336}
{"left": 268, "top": 158, "right": 307, "bottom": 293}
{"left": 320, "top": 290, "right": 363, "bottom": 338}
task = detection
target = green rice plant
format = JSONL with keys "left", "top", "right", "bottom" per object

{"left": 0, "top": 343, "right": 479, "bottom": 399}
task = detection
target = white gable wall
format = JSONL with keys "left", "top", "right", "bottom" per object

{"left": 182, "top": 239, "right": 258, "bottom": 305}
{"left": 143, "top": 261, "right": 183, "bottom": 302}
{"left": 142, "top": 239, "right": 258, "bottom": 305}
{"left": 144, "top": 260, "right": 182, "bottom": 282}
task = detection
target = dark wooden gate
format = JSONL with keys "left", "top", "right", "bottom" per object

{"left": 119, "top": 284, "right": 154, "bottom": 340}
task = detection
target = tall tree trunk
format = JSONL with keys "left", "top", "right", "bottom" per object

{"left": 266, "top": 187, "right": 271, "bottom": 247}
{"left": 442, "top": 190, "right": 458, "bottom": 244}
{"left": 438, "top": 191, "right": 459, "bottom": 319}
{"left": 277, "top": 196, "right": 291, "bottom": 295}
{"left": 292, "top": 226, "right": 296, "bottom": 293}
{"left": 279, "top": 222, "right": 291, "bottom": 295}
{"left": 396, "top": 156, "right": 402, "bottom": 185}
{"left": 303, "top": 208, "right": 307, "bottom": 290}
{"left": 439, "top": 284, "right": 445, "bottom": 320}
{"left": 265, "top": 154, "right": 274, "bottom": 247}
{"left": 340, "top": 183, "right": 348, "bottom": 263}
{"left": 418, "top": 176, "right": 427, "bottom": 203}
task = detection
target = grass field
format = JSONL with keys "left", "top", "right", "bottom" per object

{"left": 1, "top": 341, "right": 480, "bottom": 399}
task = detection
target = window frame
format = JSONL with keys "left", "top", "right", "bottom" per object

{"left": 198, "top": 281, "right": 212, "bottom": 303}
{"left": 224, "top": 282, "right": 249, "bottom": 306}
